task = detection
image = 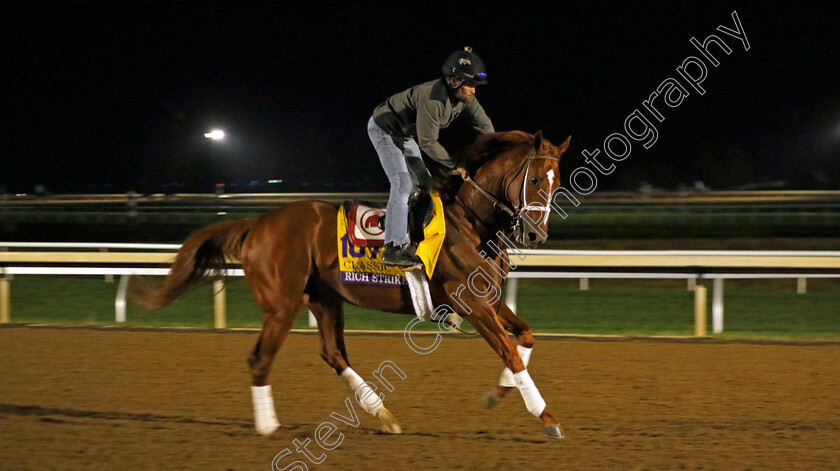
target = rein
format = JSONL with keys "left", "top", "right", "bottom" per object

{"left": 463, "top": 176, "right": 516, "bottom": 218}
{"left": 464, "top": 151, "right": 559, "bottom": 233}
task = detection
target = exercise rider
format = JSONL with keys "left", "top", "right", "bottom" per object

{"left": 367, "top": 46, "right": 495, "bottom": 266}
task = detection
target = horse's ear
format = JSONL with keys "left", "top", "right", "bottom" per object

{"left": 533, "top": 130, "right": 543, "bottom": 151}
{"left": 557, "top": 135, "right": 571, "bottom": 154}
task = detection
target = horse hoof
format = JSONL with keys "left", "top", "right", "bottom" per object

{"left": 255, "top": 423, "right": 280, "bottom": 437}
{"left": 484, "top": 391, "right": 498, "bottom": 409}
{"left": 543, "top": 425, "right": 565, "bottom": 439}
{"left": 376, "top": 409, "right": 402, "bottom": 434}
{"left": 381, "top": 422, "right": 402, "bottom": 434}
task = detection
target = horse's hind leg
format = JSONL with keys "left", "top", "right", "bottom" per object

{"left": 308, "top": 290, "right": 402, "bottom": 434}
{"left": 486, "top": 302, "right": 536, "bottom": 408}
{"left": 246, "top": 272, "right": 307, "bottom": 436}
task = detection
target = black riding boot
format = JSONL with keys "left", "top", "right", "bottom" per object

{"left": 382, "top": 243, "right": 421, "bottom": 267}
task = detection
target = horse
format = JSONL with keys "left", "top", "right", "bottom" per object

{"left": 132, "top": 130, "right": 571, "bottom": 439}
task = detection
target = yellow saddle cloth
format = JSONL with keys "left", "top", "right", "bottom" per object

{"left": 337, "top": 190, "right": 445, "bottom": 285}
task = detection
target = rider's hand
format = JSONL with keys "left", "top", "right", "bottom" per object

{"left": 455, "top": 167, "right": 468, "bottom": 180}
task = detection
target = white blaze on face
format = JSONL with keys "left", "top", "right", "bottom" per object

{"left": 542, "top": 169, "right": 556, "bottom": 225}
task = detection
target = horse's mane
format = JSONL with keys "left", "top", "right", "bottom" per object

{"left": 430, "top": 131, "right": 535, "bottom": 200}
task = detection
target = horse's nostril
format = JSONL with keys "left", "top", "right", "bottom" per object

{"left": 528, "top": 232, "right": 537, "bottom": 243}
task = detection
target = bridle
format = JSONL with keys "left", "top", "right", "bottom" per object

{"left": 463, "top": 151, "right": 559, "bottom": 240}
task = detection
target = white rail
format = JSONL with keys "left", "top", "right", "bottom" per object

{"left": 1, "top": 243, "right": 839, "bottom": 336}
{"left": 0, "top": 242, "right": 181, "bottom": 250}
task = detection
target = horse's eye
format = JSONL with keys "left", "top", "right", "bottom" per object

{"left": 530, "top": 177, "right": 539, "bottom": 185}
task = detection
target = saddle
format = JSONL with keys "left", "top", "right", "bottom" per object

{"left": 344, "top": 188, "right": 435, "bottom": 248}
{"left": 338, "top": 189, "right": 446, "bottom": 321}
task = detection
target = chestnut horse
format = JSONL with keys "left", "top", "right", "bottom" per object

{"left": 133, "top": 130, "right": 570, "bottom": 439}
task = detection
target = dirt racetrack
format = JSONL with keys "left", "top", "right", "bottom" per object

{"left": 1, "top": 325, "right": 839, "bottom": 470}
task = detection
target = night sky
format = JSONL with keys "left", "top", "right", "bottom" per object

{"left": 4, "top": 2, "right": 839, "bottom": 193}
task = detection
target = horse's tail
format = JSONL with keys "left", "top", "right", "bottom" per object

{"left": 131, "top": 218, "right": 255, "bottom": 311}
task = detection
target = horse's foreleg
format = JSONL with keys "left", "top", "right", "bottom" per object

{"left": 467, "top": 308, "right": 563, "bottom": 439}
{"left": 309, "top": 292, "right": 401, "bottom": 434}
{"left": 486, "top": 302, "right": 535, "bottom": 408}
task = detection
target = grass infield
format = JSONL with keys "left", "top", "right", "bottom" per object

{"left": 5, "top": 276, "right": 839, "bottom": 341}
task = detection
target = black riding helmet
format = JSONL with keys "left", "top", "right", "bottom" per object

{"left": 441, "top": 46, "right": 488, "bottom": 85}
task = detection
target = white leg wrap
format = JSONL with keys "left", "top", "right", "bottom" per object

{"left": 514, "top": 369, "right": 546, "bottom": 417}
{"left": 251, "top": 385, "right": 280, "bottom": 436}
{"left": 499, "top": 345, "right": 533, "bottom": 387}
{"left": 340, "top": 367, "right": 383, "bottom": 414}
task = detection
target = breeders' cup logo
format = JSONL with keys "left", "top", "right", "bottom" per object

{"left": 359, "top": 209, "right": 384, "bottom": 237}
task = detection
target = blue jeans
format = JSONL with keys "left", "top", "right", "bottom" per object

{"left": 367, "top": 116, "right": 432, "bottom": 246}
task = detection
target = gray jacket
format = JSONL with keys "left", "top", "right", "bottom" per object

{"left": 372, "top": 78, "right": 494, "bottom": 168}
